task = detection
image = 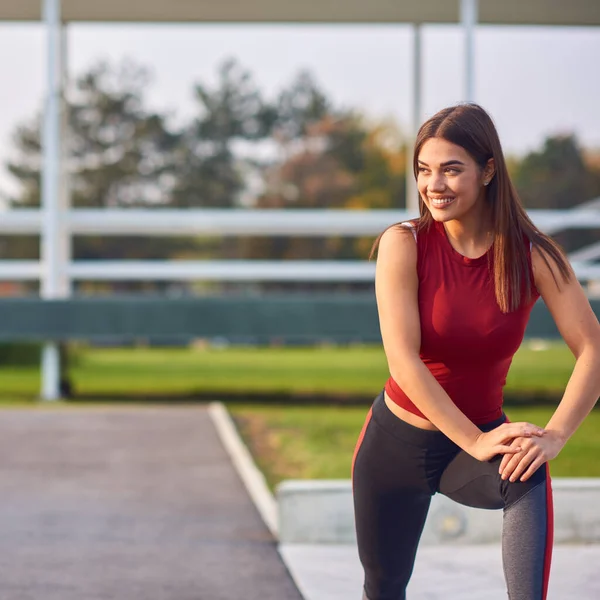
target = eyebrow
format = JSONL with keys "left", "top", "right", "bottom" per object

{"left": 417, "top": 160, "right": 465, "bottom": 167}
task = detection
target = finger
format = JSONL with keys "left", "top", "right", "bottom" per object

{"left": 500, "top": 438, "right": 523, "bottom": 472}
{"left": 502, "top": 436, "right": 543, "bottom": 479}
{"left": 500, "top": 451, "right": 523, "bottom": 480}
{"left": 496, "top": 444, "right": 522, "bottom": 456}
{"left": 508, "top": 450, "right": 538, "bottom": 483}
{"left": 508, "top": 423, "right": 545, "bottom": 438}
{"left": 487, "top": 428, "right": 522, "bottom": 449}
{"left": 500, "top": 438, "right": 534, "bottom": 479}
{"left": 519, "top": 458, "right": 546, "bottom": 482}
{"left": 494, "top": 423, "right": 528, "bottom": 441}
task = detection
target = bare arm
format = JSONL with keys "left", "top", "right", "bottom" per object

{"left": 376, "top": 226, "right": 541, "bottom": 459}
{"left": 535, "top": 248, "right": 600, "bottom": 438}
{"left": 500, "top": 246, "right": 600, "bottom": 481}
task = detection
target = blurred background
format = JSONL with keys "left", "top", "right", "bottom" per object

{"left": 1, "top": 3, "right": 600, "bottom": 486}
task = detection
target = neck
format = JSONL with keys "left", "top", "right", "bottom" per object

{"left": 442, "top": 205, "right": 494, "bottom": 257}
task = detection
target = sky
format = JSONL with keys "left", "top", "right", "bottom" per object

{"left": 0, "top": 22, "right": 599, "bottom": 197}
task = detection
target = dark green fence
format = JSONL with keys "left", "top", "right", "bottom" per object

{"left": 0, "top": 295, "right": 595, "bottom": 343}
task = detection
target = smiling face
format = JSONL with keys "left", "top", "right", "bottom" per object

{"left": 417, "top": 137, "right": 494, "bottom": 224}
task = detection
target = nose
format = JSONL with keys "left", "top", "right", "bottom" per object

{"left": 428, "top": 172, "right": 446, "bottom": 193}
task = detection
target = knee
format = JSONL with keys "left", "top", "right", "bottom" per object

{"left": 364, "top": 575, "right": 408, "bottom": 600}
{"left": 361, "top": 557, "right": 411, "bottom": 600}
{"left": 503, "top": 462, "right": 548, "bottom": 508}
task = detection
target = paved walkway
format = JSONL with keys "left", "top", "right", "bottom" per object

{"left": 4, "top": 405, "right": 599, "bottom": 600}
{"left": 281, "top": 543, "right": 600, "bottom": 599}
{"left": 0, "top": 406, "right": 302, "bottom": 600}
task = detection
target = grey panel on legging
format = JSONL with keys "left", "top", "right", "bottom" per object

{"left": 502, "top": 481, "right": 548, "bottom": 600}
{"left": 437, "top": 445, "right": 550, "bottom": 599}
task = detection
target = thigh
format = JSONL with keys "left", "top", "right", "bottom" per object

{"left": 353, "top": 394, "right": 434, "bottom": 599}
{"left": 438, "top": 448, "right": 547, "bottom": 509}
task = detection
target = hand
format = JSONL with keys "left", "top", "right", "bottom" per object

{"left": 469, "top": 422, "right": 546, "bottom": 462}
{"left": 499, "top": 431, "right": 566, "bottom": 482}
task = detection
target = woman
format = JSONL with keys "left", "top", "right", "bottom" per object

{"left": 352, "top": 103, "right": 600, "bottom": 600}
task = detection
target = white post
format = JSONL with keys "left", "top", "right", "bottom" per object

{"left": 405, "top": 24, "right": 422, "bottom": 213}
{"left": 40, "top": 0, "right": 63, "bottom": 401}
{"left": 461, "top": 0, "right": 478, "bottom": 102}
{"left": 59, "top": 23, "right": 71, "bottom": 297}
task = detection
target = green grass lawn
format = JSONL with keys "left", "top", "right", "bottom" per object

{"left": 0, "top": 340, "right": 576, "bottom": 400}
{"left": 231, "top": 404, "right": 600, "bottom": 491}
{"left": 0, "top": 343, "right": 595, "bottom": 487}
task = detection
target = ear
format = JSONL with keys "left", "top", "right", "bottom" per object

{"left": 482, "top": 158, "right": 495, "bottom": 186}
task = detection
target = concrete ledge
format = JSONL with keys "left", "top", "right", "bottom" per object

{"left": 277, "top": 478, "right": 600, "bottom": 545}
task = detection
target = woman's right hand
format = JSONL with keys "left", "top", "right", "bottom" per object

{"left": 468, "top": 422, "right": 546, "bottom": 462}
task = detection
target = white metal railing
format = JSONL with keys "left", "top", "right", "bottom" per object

{"left": 0, "top": 261, "right": 43, "bottom": 280}
{"left": 569, "top": 242, "right": 600, "bottom": 263}
{"left": 1, "top": 208, "right": 600, "bottom": 282}
{"left": 0, "top": 208, "right": 407, "bottom": 236}
{"left": 1, "top": 209, "right": 600, "bottom": 282}
{"left": 2, "top": 259, "right": 600, "bottom": 282}
{"left": 2, "top": 208, "right": 600, "bottom": 236}
{"left": 66, "top": 260, "right": 376, "bottom": 281}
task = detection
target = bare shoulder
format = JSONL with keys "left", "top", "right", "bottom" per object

{"left": 377, "top": 224, "right": 417, "bottom": 265}
{"left": 376, "top": 224, "right": 418, "bottom": 293}
{"left": 530, "top": 244, "right": 572, "bottom": 293}
{"left": 531, "top": 243, "right": 600, "bottom": 355}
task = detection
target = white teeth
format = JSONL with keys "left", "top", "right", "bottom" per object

{"left": 431, "top": 198, "right": 454, "bottom": 206}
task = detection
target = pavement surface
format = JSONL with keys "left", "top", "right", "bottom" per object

{"left": 281, "top": 542, "right": 600, "bottom": 599}
{"left": 0, "top": 406, "right": 302, "bottom": 600}
{"left": 3, "top": 404, "right": 599, "bottom": 600}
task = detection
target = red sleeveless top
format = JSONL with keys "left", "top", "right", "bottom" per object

{"left": 384, "top": 220, "right": 539, "bottom": 424}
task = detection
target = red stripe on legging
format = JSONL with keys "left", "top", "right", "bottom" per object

{"left": 351, "top": 407, "right": 373, "bottom": 483}
{"left": 542, "top": 463, "right": 554, "bottom": 599}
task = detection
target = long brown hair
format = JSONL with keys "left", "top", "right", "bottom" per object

{"left": 372, "top": 103, "right": 571, "bottom": 313}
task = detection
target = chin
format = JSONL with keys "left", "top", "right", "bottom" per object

{"left": 426, "top": 206, "right": 457, "bottom": 223}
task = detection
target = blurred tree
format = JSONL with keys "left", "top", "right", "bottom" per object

{"left": 243, "top": 104, "right": 406, "bottom": 269}
{"left": 6, "top": 117, "right": 42, "bottom": 208}
{"left": 513, "top": 135, "right": 595, "bottom": 210}
{"left": 15, "top": 59, "right": 600, "bottom": 290}
{"left": 274, "top": 70, "right": 331, "bottom": 142}
{"left": 4, "top": 60, "right": 210, "bottom": 287}
{"left": 8, "top": 60, "right": 182, "bottom": 209}
{"left": 583, "top": 148, "right": 600, "bottom": 200}
{"left": 341, "top": 119, "right": 406, "bottom": 259}
{"left": 171, "top": 58, "right": 277, "bottom": 208}
{"left": 512, "top": 134, "right": 600, "bottom": 252}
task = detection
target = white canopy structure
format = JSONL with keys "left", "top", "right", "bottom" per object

{"left": 1, "top": 1, "right": 599, "bottom": 25}
{"left": 2, "top": 0, "right": 599, "bottom": 398}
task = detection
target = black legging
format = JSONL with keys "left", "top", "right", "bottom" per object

{"left": 352, "top": 391, "right": 553, "bottom": 600}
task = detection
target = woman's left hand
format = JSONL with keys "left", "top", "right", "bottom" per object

{"left": 498, "top": 431, "right": 566, "bottom": 483}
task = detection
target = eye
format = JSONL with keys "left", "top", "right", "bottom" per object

{"left": 417, "top": 167, "right": 429, "bottom": 173}
{"left": 445, "top": 168, "right": 460, "bottom": 174}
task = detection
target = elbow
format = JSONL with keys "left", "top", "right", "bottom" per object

{"left": 574, "top": 340, "right": 600, "bottom": 367}
{"left": 388, "top": 353, "right": 423, "bottom": 389}
{"left": 578, "top": 330, "right": 600, "bottom": 358}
